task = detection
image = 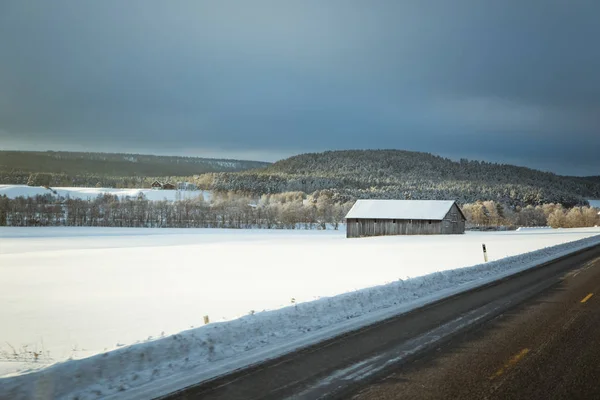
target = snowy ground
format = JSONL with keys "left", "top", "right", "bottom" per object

{"left": 0, "top": 184, "right": 212, "bottom": 202}
{"left": 2, "top": 227, "right": 600, "bottom": 399}
{"left": 589, "top": 199, "right": 600, "bottom": 208}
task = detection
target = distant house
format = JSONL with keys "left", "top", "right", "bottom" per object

{"left": 151, "top": 181, "right": 163, "bottom": 190}
{"left": 345, "top": 199, "right": 466, "bottom": 238}
{"left": 162, "top": 183, "right": 176, "bottom": 190}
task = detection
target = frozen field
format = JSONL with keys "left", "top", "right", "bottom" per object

{"left": 2, "top": 226, "right": 600, "bottom": 380}
{"left": 0, "top": 184, "right": 211, "bottom": 202}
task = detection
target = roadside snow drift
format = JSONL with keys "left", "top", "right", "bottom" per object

{"left": 1, "top": 228, "right": 600, "bottom": 399}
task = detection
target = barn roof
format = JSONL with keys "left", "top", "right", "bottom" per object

{"left": 345, "top": 200, "right": 463, "bottom": 220}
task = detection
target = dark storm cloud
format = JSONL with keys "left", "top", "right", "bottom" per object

{"left": 1, "top": 1, "right": 599, "bottom": 174}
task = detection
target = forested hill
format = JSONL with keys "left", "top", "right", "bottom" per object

{"left": 203, "top": 150, "right": 600, "bottom": 207}
{"left": 0, "top": 151, "right": 270, "bottom": 186}
{"left": 580, "top": 176, "right": 600, "bottom": 184}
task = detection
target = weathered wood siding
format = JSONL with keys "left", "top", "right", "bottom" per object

{"left": 441, "top": 203, "right": 466, "bottom": 235}
{"left": 345, "top": 202, "right": 466, "bottom": 238}
{"left": 346, "top": 218, "right": 443, "bottom": 238}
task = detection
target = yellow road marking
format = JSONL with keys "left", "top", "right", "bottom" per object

{"left": 489, "top": 348, "right": 530, "bottom": 380}
{"left": 581, "top": 293, "right": 594, "bottom": 303}
{"left": 507, "top": 348, "right": 530, "bottom": 366}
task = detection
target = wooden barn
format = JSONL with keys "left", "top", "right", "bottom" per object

{"left": 345, "top": 200, "right": 466, "bottom": 238}
{"left": 151, "top": 180, "right": 163, "bottom": 190}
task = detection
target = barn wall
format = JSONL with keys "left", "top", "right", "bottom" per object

{"left": 345, "top": 202, "right": 467, "bottom": 238}
{"left": 346, "top": 219, "right": 443, "bottom": 238}
{"left": 441, "top": 203, "right": 466, "bottom": 234}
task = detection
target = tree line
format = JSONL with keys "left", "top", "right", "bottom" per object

{"left": 1, "top": 170, "right": 190, "bottom": 190}
{"left": 0, "top": 191, "right": 353, "bottom": 230}
{"left": 1, "top": 192, "right": 597, "bottom": 230}
{"left": 462, "top": 200, "right": 599, "bottom": 229}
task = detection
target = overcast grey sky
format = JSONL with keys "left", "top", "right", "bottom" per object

{"left": 1, "top": 1, "right": 599, "bottom": 175}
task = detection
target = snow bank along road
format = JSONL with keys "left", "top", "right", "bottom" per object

{"left": 162, "top": 242, "right": 600, "bottom": 400}
{"left": 1, "top": 228, "right": 600, "bottom": 399}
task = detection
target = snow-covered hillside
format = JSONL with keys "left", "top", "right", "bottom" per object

{"left": 0, "top": 184, "right": 212, "bottom": 202}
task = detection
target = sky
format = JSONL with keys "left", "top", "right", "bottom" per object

{"left": 1, "top": 1, "right": 599, "bottom": 176}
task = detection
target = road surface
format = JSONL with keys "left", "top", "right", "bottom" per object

{"left": 351, "top": 250, "right": 600, "bottom": 399}
{"left": 159, "top": 244, "right": 600, "bottom": 400}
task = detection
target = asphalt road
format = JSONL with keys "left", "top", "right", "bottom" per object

{"left": 351, "top": 250, "right": 600, "bottom": 400}
{"left": 159, "top": 244, "right": 600, "bottom": 400}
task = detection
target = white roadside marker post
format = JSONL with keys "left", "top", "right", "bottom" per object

{"left": 203, "top": 315, "right": 210, "bottom": 325}
{"left": 482, "top": 243, "right": 488, "bottom": 262}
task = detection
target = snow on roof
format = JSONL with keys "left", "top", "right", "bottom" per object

{"left": 345, "top": 199, "right": 458, "bottom": 220}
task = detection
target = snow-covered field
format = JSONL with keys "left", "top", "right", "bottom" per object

{"left": 0, "top": 184, "right": 212, "bottom": 202}
{"left": 2, "top": 227, "right": 600, "bottom": 399}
